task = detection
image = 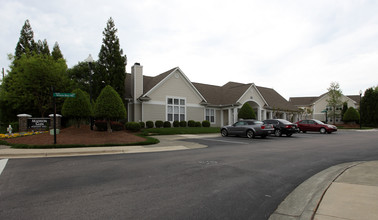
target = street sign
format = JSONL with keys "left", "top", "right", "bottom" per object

{"left": 53, "top": 93, "right": 76, "bottom": 98}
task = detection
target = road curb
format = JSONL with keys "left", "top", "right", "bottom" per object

{"left": 269, "top": 161, "right": 364, "bottom": 220}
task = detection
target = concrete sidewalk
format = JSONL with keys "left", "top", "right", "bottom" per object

{"left": 270, "top": 161, "right": 378, "bottom": 220}
{"left": 0, "top": 134, "right": 216, "bottom": 158}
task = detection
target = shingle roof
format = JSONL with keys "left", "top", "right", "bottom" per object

{"left": 126, "top": 67, "right": 299, "bottom": 111}
{"left": 347, "top": 95, "right": 360, "bottom": 103}
{"left": 289, "top": 96, "right": 319, "bottom": 106}
{"left": 256, "top": 86, "right": 299, "bottom": 111}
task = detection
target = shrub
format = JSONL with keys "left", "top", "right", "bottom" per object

{"left": 146, "top": 121, "right": 154, "bottom": 128}
{"left": 202, "top": 120, "right": 210, "bottom": 127}
{"left": 95, "top": 120, "right": 108, "bottom": 131}
{"left": 188, "top": 120, "right": 196, "bottom": 127}
{"left": 163, "top": 121, "right": 171, "bottom": 128}
{"left": 179, "top": 121, "right": 187, "bottom": 127}
{"left": 195, "top": 121, "right": 202, "bottom": 127}
{"left": 125, "top": 122, "right": 141, "bottom": 132}
{"left": 61, "top": 88, "right": 93, "bottom": 127}
{"left": 139, "top": 121, "right": 145, "bottom": 128}
{"left": 111, "top": 121, "right": 125, "bottom": 131}
{"left": 94, "top": 85, "right": 126, "bottom": 132}
{"left": 173, "top": 121, "right": 180, "bottom": 127}
{"left": 95, "top": 120, "right": 124, "bottom": 131}
{"left": 238, "top": 102, "right": 256, "bottom": 119}
{"left": 155, "top": 120, "right": 164, "bottom": 128}
{"left": 343, "top": 107, "right": 360, "bottom": 123}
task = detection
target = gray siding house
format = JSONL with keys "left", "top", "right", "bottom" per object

{"left": 125, "top": 63, "right": 299, "bottom": 126}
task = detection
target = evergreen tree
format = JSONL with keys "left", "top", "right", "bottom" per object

{"left": 36, "top": 39, "right": 50, "bottom": 55}
{"left": 52, "top": 42, "right": 64, "bottom": 60}
{"left": 238, "top": 103, "right": 256, "bottom": 119}
{"left": 94, "top": 85, "right": 126, "bottom": 132}
{"left": 360, "top": 86, "right": 378, "bottom": 126}
{"left": 15, "top": 20, "right": 36, "bottom": 59}
{"left": 343, "top": 107, "right": 360, "bottom": 124}
{"left": 97, "top": 17, "right": 127, "bottom": 100}
{"left": 62, "top": 89, "right": 93, "bottom": 127}
{"left": 341, "top": 102, "right": 348, "bottom": 122}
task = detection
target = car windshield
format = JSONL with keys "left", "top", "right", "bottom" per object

{"left": 277, "top": 119, "right": 291, "bottom": 124}
{"left": 313, "top": 119, "right": 325, "bottom": 124}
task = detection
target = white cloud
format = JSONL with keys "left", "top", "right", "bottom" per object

{"left": 1, "top": 0, "right": 378, "bottom": 99}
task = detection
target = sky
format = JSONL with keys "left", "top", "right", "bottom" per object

{"left": 1, "top": 0, "right": 378, "bottom": 99}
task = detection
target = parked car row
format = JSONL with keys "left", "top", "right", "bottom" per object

{"left": 220, "top": 119, "right": 337, "bottom": 139}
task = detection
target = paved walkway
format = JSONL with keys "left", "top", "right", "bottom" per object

{"left": 1, "top": 134, "right": 377, "bottom": 220}
{"left": 270, "top": 161, "right": 378, "bottom": 220}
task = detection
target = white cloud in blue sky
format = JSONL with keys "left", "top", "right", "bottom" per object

{"left": 1, "top": 0, "right": 377, "bottom": 99}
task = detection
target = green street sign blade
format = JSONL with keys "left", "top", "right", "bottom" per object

{"left": 53, "top": 93, "right": 76, "bottom": 98}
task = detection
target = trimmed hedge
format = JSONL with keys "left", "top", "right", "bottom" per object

{"left": 139, "top": 122, "right": 145, "bottom": 129}
{"left": 179, "top": 121, "right": 187, "bottom": 127}
{"left": 173, "top": 121, "right": 180, "bottom": 127}
{"left": 155, "top": 120, "right": 164, "bottom": 128}
{"left": 125, "top": 122, "right": 141, "bottom": 132}
{"left": 202, "top": 120, "right": 210, "bottom": 127}
{"left": 163, "top": 121, "right": 171, "bottom": 128}
{"left": 188, "top": 120, "right": 196, "bottom": 127}
{"left": 343, "top": 107, "right": 360, "bottom": 123}
{"left": 146, "top": 121, "right": 154, "bottom": 128}
{"left": 195, "top": 121, "right": 202, "bottom": 127}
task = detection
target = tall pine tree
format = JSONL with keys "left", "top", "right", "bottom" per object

{"left": 15, "top": 20, "right": 36, "bottom": 59}
{"left": 36, "top": 39, "right": 50, "bottom": 55}
{"left": 52, "top": 42, "right": 64, "bottom": 60}
{"left": 97, "top": 17, "right": 127, "bottom": 100}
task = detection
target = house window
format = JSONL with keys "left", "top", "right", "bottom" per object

{"left": 167, "top": 97, "right": 185, "bottom": 122}
{"left": 205, "top": 109, "right": 215, "bottom": 123}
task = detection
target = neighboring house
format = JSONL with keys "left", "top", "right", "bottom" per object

{"left": 289, "top": 93, "right": 360, "bottom": 124}
{"left": 125, "top": 63, "right": 300, "bottom": 127}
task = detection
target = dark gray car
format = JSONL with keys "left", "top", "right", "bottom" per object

{"left": 221, "top": 120, "right": 274, "bottom": 139}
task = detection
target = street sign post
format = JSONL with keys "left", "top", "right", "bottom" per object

{"left": 53, "top": 93, "right": 76, "bottom": 98}
{"left": 52, "top": 90, "right": 76, "bottom": 144}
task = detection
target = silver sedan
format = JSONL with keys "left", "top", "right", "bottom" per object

{"left": 221, "top": 120, "right": 274, "bottom": 139}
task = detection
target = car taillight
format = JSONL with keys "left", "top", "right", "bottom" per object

{"left": 286, "top": 125, "right": 292, "bottom": 128}
{"left": 261, "top": 125, "right": 265, "bottom": 129}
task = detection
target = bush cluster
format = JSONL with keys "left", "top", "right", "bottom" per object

{"left": 132, "top": 120, "right": 212, "bottom": 128}
{"left": 125, "top": 122, "right": 141, "bottom": 132}
{"left": 163, "top": 121, "right": 171, "bottom": 128}
{"left": 155, "top": 120, "right": 164, "bottom": 128}
{"left": 94, "top": 120, "right": 124, "bottom": 131}
{"left": 146, "top": 121, "right": 154, "bottom": 128}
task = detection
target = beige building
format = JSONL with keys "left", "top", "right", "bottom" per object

{"left": 289, "top": 93, "right": 360, "bottom": 124}
{"left": 125, "top": 63, "right": 300, "bottom": 126}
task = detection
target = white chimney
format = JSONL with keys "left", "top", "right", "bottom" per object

{"left": 131, "top": 63, "right": 143, "bottom": 102}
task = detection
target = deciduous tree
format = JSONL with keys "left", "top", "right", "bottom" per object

{"left": 326, "top": 82, "right": 343, "bottom": 124}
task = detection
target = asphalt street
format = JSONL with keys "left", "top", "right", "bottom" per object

{"left": 1, "top": 130, "right": 378, "bottom": 219}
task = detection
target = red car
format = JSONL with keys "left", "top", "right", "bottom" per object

{"left": 295, "top": 119, "right": 337, "bottom": 134}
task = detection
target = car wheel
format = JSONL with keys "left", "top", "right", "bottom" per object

{"left": 286, "top": 133, "right": 292, "bottom": 137}
{"left": 320, "top": 127, "right": 326, "bottom": 134}
{"left": 221, "top": 129, "right": 228, "bottom": 137}
{"left": 246, "top": 130, "right": 255, "bottom": 139}
{"left": 274, "top": 129, "right": 282, "bottom": 137}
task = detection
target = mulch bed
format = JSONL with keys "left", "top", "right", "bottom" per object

{"left": 4, "top": 125, "right": 146, "bottom": 146}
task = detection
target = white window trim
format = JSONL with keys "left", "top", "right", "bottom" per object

{"left": 205, "top": 108, "right": 216, "bottom": 124}
{"left": 166, "top": 96, "right": 186, "bottom": 122}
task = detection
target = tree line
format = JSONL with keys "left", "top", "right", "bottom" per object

{"left": 0, "top": 18, "right": 127, "bottom": 130}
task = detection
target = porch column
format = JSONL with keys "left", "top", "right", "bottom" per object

{"left": 283, "top": 112, "right": 287, "bottom": 120}
{"left": 233, "top": 108, "right": 238, "bottom": 123}
{"left": 220, "top": 110, "right": 224, "bottom": 126}
{"left": 228, "top": 108, "right": 233, "bottom": 124}
{"left": 257, "top": 106, "right": 262, "bottom": 121}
